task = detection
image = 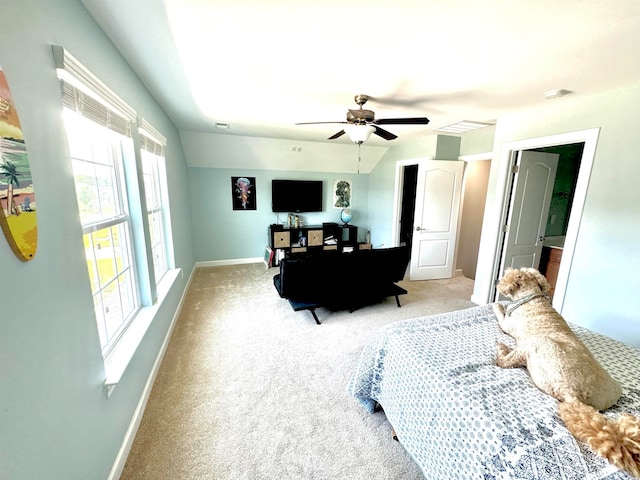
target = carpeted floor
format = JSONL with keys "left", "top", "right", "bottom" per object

{"left": 120, "top": 263, "right": 476, "bottom": 479}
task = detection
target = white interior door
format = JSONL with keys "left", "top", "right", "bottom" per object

{"left": 498, "top": 150, "right": 559, "bottom": 279}
{"left": 409, "top": 160, "right": 465, "bottom": 280}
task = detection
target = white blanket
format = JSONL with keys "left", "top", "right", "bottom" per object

{"left": 348, "top": 304, "right": 640, "bottom": 479}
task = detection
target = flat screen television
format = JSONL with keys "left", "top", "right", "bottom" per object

{"left": 271, "top": 179, "right": 323, "bottom": 213}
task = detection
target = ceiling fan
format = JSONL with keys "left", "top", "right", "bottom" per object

{"left": 296, "top": 94, "right": 430, "bottom": 143}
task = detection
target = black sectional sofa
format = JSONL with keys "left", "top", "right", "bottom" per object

{"left": 273, "top": 246, "right": 410, "bottom": 324}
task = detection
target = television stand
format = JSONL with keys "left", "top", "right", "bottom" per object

{"left": 268, "top": 222, "right": 358, "bottom": 263}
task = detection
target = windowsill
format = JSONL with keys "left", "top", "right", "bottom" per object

{"left": 103, "top": 268, "right": 181, "bottom": 397}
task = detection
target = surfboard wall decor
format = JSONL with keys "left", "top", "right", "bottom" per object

{"left": 0, "top": 65, "right": 37, "bottom": 261}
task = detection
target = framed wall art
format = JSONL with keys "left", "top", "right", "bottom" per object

{"left": 333, "top": 179, "right": 351, "bottom": 209}
{"left": 231, "top": 176, "right": 256, "bottom": 210}
{"left": 0, "top": 65, "right": 38, "bottom": 261}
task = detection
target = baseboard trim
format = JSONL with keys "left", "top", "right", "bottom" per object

{"left": 107, "top": 264, "right": 197, "bottom": 480}
{"left": 196, "top": 257, "right": 262, "bottom": 268}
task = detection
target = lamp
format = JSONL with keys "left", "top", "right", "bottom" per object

{"left": 344, "top": 124, "right": 375, "bottom": 144}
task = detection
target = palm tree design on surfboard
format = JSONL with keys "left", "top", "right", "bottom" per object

{"left": 0, "top": 65, "right": 37, "bottom": 261}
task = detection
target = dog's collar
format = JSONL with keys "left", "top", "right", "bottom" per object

{"left": 505, "top": 293, "right": 550, "bottom": 316}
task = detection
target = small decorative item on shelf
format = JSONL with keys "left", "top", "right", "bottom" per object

{"left": 288, "top": 213, "right": 300, "bottom": 228}
{"left": 340, "top": 208, "right": 352, "bottom": 225}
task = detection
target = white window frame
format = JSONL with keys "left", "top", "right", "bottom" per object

{"left": 54, "top": 46, "right": 180, "bottom": 395}
{"left": 64, "top": 111, "right": 140, "bottom": 356}
{"left": 139, "top": 119, "right": 172, "bottom": 286}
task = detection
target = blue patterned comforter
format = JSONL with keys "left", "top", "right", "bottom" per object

{"left": 347, "top": 304, "right": 640, "bottom": 479}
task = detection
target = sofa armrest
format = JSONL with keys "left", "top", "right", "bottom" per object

{"left": 366, "top": 246, "right": 410, "bottom": 283}
{"left": 275, "top": 252, "right": 340, "bottom": 302}
{"left": 273, "top": 274, "right": 285, "bottom": 298}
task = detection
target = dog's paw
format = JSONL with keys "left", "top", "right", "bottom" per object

{"left": 495, "top": 342, "right": 512, "bottom": 367}
{"left": 496, "top": 342, "right": 511, "bottom": 356}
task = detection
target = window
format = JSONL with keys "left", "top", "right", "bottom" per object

{"left": 54, "top": 46, "right": 175, "bottom": 369}
{"left": 139, "top": 121, "right": 170, "bottom": 284}
{"left": 64, "top": 111, "right": 138, "bottom": 353}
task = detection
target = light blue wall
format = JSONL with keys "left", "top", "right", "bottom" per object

{"left": 188, "top": 167, "right": 370, "bottom": 261}
{"left": 0, "top": 1, "right": 195, "bottom": 479}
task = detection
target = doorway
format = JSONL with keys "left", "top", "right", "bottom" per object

{"left": 398, "top": 164, "right": 418, "bottom": 251}
{"left": 530, "top": 143, "right": 583, "bottom": 240}
{"left": 488, "top": 128, "right": 599, "bottom": 312}
{"left": 531, "top": 143, "right": 583, "bottom": 299}
{"left": 393, "top": 156, "right": 490, "bottom": 282}
{"left": 494, "top": 144, "right": 582, "bottom": 299}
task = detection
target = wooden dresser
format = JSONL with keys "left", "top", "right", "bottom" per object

{"left": 540, "top": 246, "right": 563, "bottom": 299}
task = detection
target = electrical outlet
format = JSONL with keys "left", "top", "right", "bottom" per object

{"left": 550, "top": 214, "right": 556, "bottom": 224}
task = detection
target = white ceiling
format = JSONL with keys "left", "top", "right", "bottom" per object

{"left": 80, "top": 0, "right": 640, "bottom": 149}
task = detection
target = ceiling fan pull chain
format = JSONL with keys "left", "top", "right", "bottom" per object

{"left": 358, "top": 142, "right": 361, "bottom": 174}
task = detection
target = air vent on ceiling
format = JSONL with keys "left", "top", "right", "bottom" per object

{"left": 435, "top": 121, "right": 494, "bottom": 134}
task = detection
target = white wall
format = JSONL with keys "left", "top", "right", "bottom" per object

{"left": 473, "top": 83, "right": 640, "bottom": 347}
{"left": 0, "top": 1, "right": 195, "bottom": 478}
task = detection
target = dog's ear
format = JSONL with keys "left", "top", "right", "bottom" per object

{"left": 497, "top": 268, "right": 521, "bottom": 297}
{"left": 526, "top": 268, "right": 551, "bottom": 293}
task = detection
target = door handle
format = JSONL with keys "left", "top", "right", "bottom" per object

{"left": 415, "top": 226, "right": 425, "bottom": 231}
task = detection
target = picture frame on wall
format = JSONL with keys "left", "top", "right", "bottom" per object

{"left": 231, "top": 176, "right": 256, "bottom": 210}
{"left": 333, "top": 179, "right": 352, "bottom": 209}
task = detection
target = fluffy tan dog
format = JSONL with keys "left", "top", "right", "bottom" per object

{"left": 493, "top": 267, "right": 640, "bottom": 477}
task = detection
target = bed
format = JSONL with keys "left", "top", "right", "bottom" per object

{"left": 347, "top": 303, "right": 640, "bottom": 479}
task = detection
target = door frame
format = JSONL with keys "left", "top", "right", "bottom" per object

{"left": 487, "top": 128, "right": 599, "bottom": 312}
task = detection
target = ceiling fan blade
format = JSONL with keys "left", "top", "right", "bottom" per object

{"left": 328, "top": 130, "right": 346, "bottom": 140}
{"left": 374, "top": 117, "right": 430, "bottom": 125}
{"left": 373, "top": 126, "right": 397, "bottom": 141}
{"left": 295, "top": 121, "right": 347, "bottom": 125}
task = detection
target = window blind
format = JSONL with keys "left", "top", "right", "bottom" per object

{"left": 138, "top": 118, "right": 166, "bottom": 156}
{"left": 53, "top": 45, "right": 135, "bottom": 138}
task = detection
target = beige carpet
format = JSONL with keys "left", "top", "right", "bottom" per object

{"left": 120, "top": 263, "right": 476, "bottom": 479}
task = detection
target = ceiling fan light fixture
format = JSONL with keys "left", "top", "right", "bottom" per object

{"left": 344, "top": 124, "right": 375, "bottom": 144}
